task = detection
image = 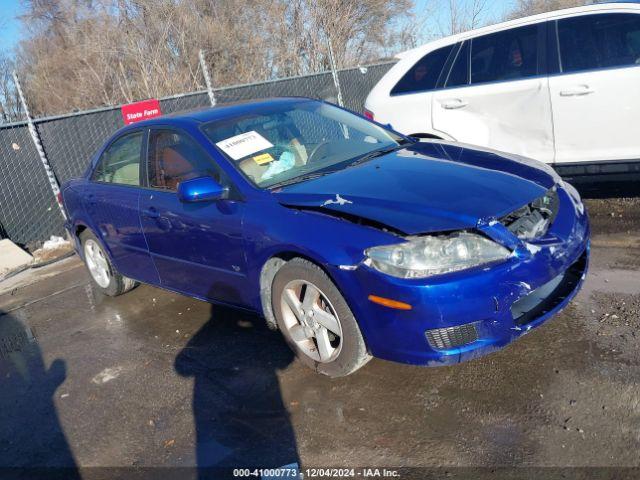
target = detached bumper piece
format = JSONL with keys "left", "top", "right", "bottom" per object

{"left": 511, "top": 250, "right": 588, "bottom": 326}
{"left": 425, "top": 321, "right": 480, "bottom": 350}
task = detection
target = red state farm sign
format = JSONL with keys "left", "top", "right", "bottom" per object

{"left": 121, "top": 99, "right": 162, "bottom": 125}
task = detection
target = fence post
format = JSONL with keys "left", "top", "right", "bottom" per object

{"left": 12, "top": 71, "right": 67, "bottom": 220}
{"left": 326, "top": 36, "right": 344, "bottom": 108}
{"left": 199, "top": 49, "right": 216, "bottom": 107}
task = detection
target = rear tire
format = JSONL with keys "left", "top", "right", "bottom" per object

{"left": 80, "top": 230, "right": 137, "bottom": 296}
{"left": 271, "top": 258, "right": 371, "bottom": 377}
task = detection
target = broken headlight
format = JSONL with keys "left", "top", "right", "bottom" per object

{"left": 365, "top": 232, "right": 511, "bottom": 279}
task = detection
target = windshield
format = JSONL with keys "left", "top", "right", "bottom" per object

{"left": 202, "top": 100, "right": 405, "bottom": 189}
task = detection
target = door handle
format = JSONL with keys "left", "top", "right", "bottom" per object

{"left": 559, "top": 85, "right": 594, "bottom": 97}
{"left": 142, "top": 207, "right": 160, "bottom": 219}
{"left": 440, "top": 98, "right": 468, "bottom": 109}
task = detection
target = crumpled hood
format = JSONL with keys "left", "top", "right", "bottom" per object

{"left": 274, "top": 141, "right": 557, "bottom": 235}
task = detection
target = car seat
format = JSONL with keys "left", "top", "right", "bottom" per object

{"left": 111, "top": 163, "right": 139, "bottom": 185}
{"left": 152, "top": 134, "right": 199, "bottom": 190}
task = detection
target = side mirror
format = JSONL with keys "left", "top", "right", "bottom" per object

{"left": 178, "top": 176, "right": 228, "bottom": 203}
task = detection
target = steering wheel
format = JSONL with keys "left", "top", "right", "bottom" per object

{"left": 306, "top": 141, "right": 331, "bottom": 164}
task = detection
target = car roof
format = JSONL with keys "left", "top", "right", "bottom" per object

{"left": 124, "top": 96, "right": 313, "bottom": 130}
{"left": 395, "top": 2, "right": 640, "bottom": 60}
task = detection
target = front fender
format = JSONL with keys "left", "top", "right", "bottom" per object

{"left": 242, "top": 200, "right": 401, "bottom": 311}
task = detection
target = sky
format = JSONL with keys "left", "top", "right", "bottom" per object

{"left": 415, "top": 0, "right": 517, "bottom": 40}
{"left": 0, "top": 0, "right": 23, "bottom": 54}
{"left": 0, "top": 0, "right": 516, "bottom": 55}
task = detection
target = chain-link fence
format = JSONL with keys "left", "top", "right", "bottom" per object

{"left": 0, "top": 61, "right": 395, "bottom": 248}
{"left": 0, "top": 122, "right": 66, "bottom": 246}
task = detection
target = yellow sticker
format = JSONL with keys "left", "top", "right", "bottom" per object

{"left": 253, "top": 153, "right": 274, "bottom": 165}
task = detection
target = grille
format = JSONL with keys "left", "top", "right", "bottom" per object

{"left": 500, "top": 187, "right": 559, "bottom": 240}
{"left": 425, "top": 322, "right": 480, "bottom": 350}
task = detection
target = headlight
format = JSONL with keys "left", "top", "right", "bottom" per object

{"left": 365, "top": 232, "right": 511, "bottom": 279}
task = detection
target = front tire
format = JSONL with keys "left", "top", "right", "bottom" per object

{"left": 271, "top": 258, "right": 371, "bottom": 377}
{"left": 80, "top": 230, "right": 137, "bottom": 296}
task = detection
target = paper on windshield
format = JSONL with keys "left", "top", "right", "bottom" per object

{"left": 216, "top": 131, "right": 273, "bottom": 160}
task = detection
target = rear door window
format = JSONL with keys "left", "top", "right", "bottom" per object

{"left": 557, "top": 13, "right": 640, "bottom": 73}
{"left": 445, "top": 41, "right": 470, "bottom": 88}
{"left": 92, "top": 132, "right": 143, "bottom": 186}
{"left": 147, "top": 129, "right": 222, "bottom": 191}
{"left": 391, "top": 44, "right": 455, "bottom": 95}
{"left": 470, "top": 24, "right": 539, "bottom": 85}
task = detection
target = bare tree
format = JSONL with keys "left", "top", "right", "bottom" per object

{"left": 0, "top": 54, "right": 22, "bottom": 123}
{"left": 438, "top": 0, "right": 490, "bottom": 36}
{"left": 307, "top": 0, "right": 414, "bottom": 68}
{"left": 14, "top": 0, "right": 417, "bottom": 116}
{"left": 506, "top": 0, "right": 589, "bottom": 20}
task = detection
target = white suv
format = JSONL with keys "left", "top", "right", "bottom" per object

{"left": 365, "top": 3, "right": 640, "bottom": 178}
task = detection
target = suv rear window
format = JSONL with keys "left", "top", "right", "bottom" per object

{"left": 391, "top": 44, "right": 454, "bottom": 95}
{"left": 558, "top": 13, "right": 640, "bottom": 73}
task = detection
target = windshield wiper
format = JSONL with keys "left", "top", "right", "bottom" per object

{"left": 267, "top": 170, "right": 336, "bottom": 189}
{"left": 346, "top": 141, "right": 411, "bottom": 168}
{"left": 267, "top": 139, "right": 413, "bottom": 189}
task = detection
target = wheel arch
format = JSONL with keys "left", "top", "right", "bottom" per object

{"left": 75, "top": 223, "right": 88, "bottom": 239}
{"left": 258, "top": 250, "right": 339, "bottom": 330}
{"left": 71, "top": 222, "right": 90, "bottom": 259}
{"left": 75, "top": 223, "right": 117, "bottom": 265}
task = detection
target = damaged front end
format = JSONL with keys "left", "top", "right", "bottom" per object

{"left": 317, "top": 183, "right": 590, "bottom": 366}
{"left": 499, "top": 187, "right": 560, "bottom": 240}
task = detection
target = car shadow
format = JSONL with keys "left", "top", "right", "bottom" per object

{"left": 0, "top": 309, "right": 80, "bottom": 479}
{"left": 174, "top": 304, "right": 299, "bottom": 477}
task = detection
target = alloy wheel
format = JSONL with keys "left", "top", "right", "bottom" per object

{"left": 280, "top": 279, "right": 343, "bottom": 363}
{"left": 84, "top": 239, "right": 111, "bottom": 288}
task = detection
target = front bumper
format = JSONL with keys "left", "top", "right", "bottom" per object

{"left": 330, "top": 185, "right": 590, "bottom": 366}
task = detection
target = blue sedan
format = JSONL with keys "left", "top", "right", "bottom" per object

{"left": 61, "top": 98, "right": 589, "bottom": 376}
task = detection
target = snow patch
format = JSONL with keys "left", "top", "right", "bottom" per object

{"left": 92, "top": 366, "right": 123, "bottom": 385}
{"left": 41, "top": 235, "right": 69, "bottom": 251}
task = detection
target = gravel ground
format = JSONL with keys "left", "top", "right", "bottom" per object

{"left": 585, "top": 197, "right": 640, "bottom": 239}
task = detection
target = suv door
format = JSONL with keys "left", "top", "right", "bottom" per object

{"left": 84, "top": 130, "right": 158, "bottom": 284}
{"left": 139, "top": 128, "right": 246, "bottom": 304}
{"left": 549, "top": 12, "right": 640, "bottom": 164}
{"left": 383, "top": 43, "right": 455, "bottom": 134}
{"left": 431, "top": 23, "right": 555, "bottom": 163}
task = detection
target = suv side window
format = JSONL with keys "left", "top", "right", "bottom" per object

{"left": 147, "top": 129, "right": 222, "bottom": 191}
{"left": 391, "top": 44, "right": 455, "bottom": 95}
{"left": 92, "top": 131, "right": 143, "bottom": 186}
{"left": 470, "top": 24, "right": 539, "bottom": 85}
{"left": 558, "top": 13, "right": 640, "bottom": 73}
{"left": 446, "top": 41, "right": 470, "bottom": 87}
